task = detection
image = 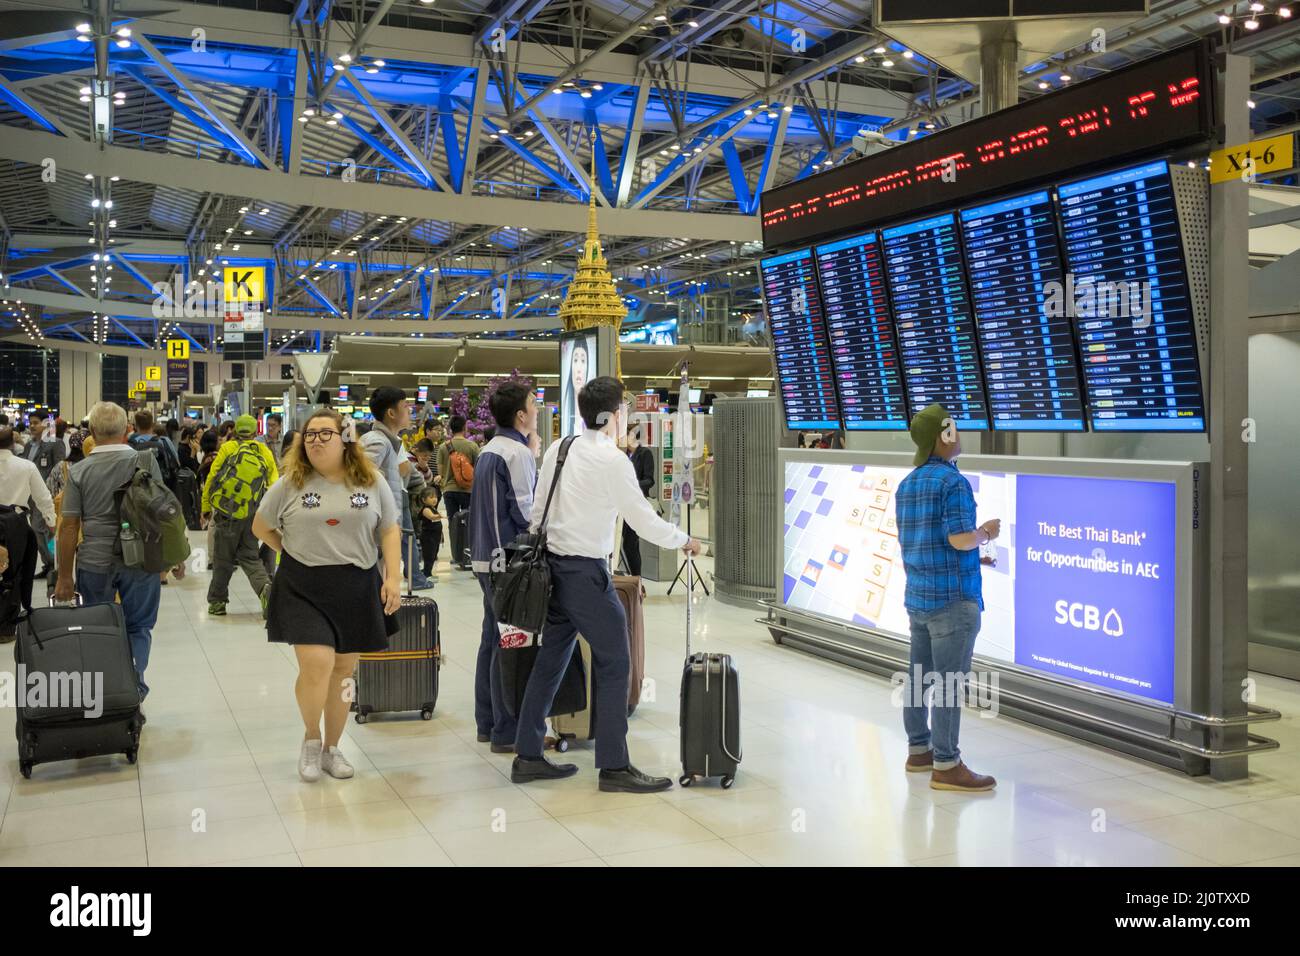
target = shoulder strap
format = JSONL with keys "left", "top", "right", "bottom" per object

{"left": 533, "top": 435, "right": 578, "bottom": 538}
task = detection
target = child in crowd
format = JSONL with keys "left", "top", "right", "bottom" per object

{"left": 417, "top": 485, "right": 443, "bottom": 577}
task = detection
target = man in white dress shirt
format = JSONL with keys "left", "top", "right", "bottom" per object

{"left": 0, "top": 426, "right": 57, "bottom": 638}
{"left": 0, "top": 426, "right": 57, "bottom": 533}
{"left": 511, "top": 376, "right": 701, "bottom": 793}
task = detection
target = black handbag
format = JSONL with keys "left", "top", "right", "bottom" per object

{"left": 498, "top": 633, "right": 587, "bottom": 719}
{"left": 491, "top": 436, "right": 577, "bottom": 634}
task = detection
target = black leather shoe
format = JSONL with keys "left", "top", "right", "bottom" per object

{"left": 476, "top": 734, "right": 491, "bottom": 743}
{"left": 599, "top": 765, "right": 673, "bottom": 793}
{"left": 511, "top": 755, "right": 578, "bottom": 783}
{"left": 490, "top": 742, "right": 515, "bottom": 754}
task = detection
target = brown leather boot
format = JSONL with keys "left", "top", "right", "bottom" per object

{"left": 905, "top": 751, "right": 934, "bottom": 773}
{"left": 930, "top": 762, "right": 996, "bottom": 792}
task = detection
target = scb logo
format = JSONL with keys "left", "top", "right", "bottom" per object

{"left": 1054, "top": 600, "right": 1123, "bottom": 637}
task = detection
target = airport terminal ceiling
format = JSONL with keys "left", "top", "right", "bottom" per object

{"left": 0, "top": 0, "right": 1297, "bottom": 357}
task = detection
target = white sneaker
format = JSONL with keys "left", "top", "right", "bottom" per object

{"left": 320, "top": 745, "right": 354, "bottom": 779}
{"left": 298, "top": 738, "right": 323, "bottom": 782}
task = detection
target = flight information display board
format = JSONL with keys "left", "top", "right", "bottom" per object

{"left": 760, "top": 42, "right": 1213, "bottom": 249}
{"left": 813, "top": 231, "right": 909, "bottom": 431}
{"left": 1058, "top": 161, "right": 1206, "bottom": 431}
{"left": 882, "top": 214, "right": 989, "bottom": 429}
{"left": 760, "top": 248, "right": 841, "bottom": 430}
{"left": 959, "top": 190, "right": 1087, "bottom": 431}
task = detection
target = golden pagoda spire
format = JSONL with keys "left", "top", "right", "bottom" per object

{"left": 557, "top": 145, "right": 628, "bottom": 354}
{"left": 586, "top": 154, "right": 599, "bottom": 258}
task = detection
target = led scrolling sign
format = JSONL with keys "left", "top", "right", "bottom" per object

{"left": 760, "top": 43, "right": 1215, "bottom": 250}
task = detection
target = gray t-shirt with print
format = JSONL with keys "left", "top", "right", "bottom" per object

{"left": 62, "top": 446, "right": 164, "bottom": 571}
{"left": 256, "top": 471, "right": 397, "bottom": 569}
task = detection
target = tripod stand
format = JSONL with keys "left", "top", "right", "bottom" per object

{"left": 666, "top": 503, "right": 709, "bottom": 596}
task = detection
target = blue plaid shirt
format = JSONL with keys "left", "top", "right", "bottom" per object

{"left": 895, "top": 456, "right": 983, "bottom": 613}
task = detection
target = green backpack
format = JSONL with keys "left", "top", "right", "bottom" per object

{"left": 210, "top": 440, "right": 271, "bottom": 520}
{"left": 119, "top": 455, "right": 191, "bottom": 573}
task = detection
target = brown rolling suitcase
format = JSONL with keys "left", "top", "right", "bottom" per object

{"left": 550, "top": 573, "right": 646, "bottom": 749}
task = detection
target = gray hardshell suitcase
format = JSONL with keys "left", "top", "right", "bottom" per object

{"left": 353, "top": 541, "right": 440, "bottom": 722}
{"left": 677, "top": 552, "right": 741, "bottom": 788}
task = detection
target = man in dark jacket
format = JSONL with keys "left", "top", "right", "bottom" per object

{"left": 621, "top": 423, "right": 655, "bottom": 576}
{"left": 468, "top": 382, "right": 538, "bottom": 753}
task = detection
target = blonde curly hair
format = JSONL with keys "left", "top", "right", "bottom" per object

{"left": 281, "top": 407, "right": 379, "bottom": 489}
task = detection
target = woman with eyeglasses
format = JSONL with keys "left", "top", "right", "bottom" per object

{"left": 252, "top": 408, "right": 403, "bottom": 782}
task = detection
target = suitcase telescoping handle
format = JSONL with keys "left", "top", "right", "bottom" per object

{"left": 407, "top": 527, "right": 415, "bottom": 597}
{"left": 685, "top": 540, "right": 693, "bottom": 657}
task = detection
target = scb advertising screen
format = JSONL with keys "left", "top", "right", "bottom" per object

{"left": 782, "top": 460, "right": 1177, "bottom": 705}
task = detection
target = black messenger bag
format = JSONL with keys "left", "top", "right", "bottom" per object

{"left": 491, "top": 435, "right": 576, "bottom": 635}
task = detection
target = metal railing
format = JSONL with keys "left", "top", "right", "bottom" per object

{"left": 759, "top": 600, "right": 1282, "bottom": 762}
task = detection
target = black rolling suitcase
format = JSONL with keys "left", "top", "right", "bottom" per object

{"left": 354, "top": 540, "right": 440, "bottom": 723}
{"left": 678, "top": 554, "right": 741, "bottom": 789}
{"left": 450, "top": 509, "right": 471, "bottom": 569}
{"left": 14, "top": 602, "right": 143, "bottom": 779}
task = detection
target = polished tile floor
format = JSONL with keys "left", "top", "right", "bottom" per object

{"left": 2, "top": 547, "right": 1299, "bottom": 867}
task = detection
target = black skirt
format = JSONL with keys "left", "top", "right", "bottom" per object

{"left": 267, "top": 550, "right": 395, "bottom": 653}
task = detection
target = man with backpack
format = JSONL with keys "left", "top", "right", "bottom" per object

{"left": 362, "top": 386, "right": 433, "bottom": 590}
{"left": 54, "top": 401, "right": 174, "bottom": 701}
{"left": 435, "top": 415, "right": 478, "bottom": 570}
{"left": 128, "top": 410, "right": 180, "bottom": 491}
{"left": 202, "top": 414, "right": 277, "bottom": 617}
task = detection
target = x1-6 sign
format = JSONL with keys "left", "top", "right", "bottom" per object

{"left": 1210, "top": 133, "right": 1295, "bottom": 184}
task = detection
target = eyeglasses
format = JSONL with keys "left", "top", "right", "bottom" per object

{"left": 303, "top": 429, "right": 339, "bottom": 444}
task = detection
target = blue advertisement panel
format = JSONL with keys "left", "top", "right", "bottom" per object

{"left": 782, "top": 460, "right": 1179, "bottom": 706}
{"left": 1013, "top": 475, "right": 1176, "bottom": 704}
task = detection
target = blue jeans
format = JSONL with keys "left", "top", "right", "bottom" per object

{"left": 76, "top": 565, "right": 162, "bottom": 699}
{"left": 902, "top": 599, "right": 981, "bottom": 770}
{"left": 515, "top": 556, "right": 630, "bottom": 769}
{"left": 475, "top": 573, "right": 517, "bottom": 745}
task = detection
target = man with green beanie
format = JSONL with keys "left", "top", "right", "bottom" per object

{"left": 203, "top": 414, "right": 277, "bottom": 616}
{"left": 895, "top": 403, "right": 1001, "bottom": 792}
